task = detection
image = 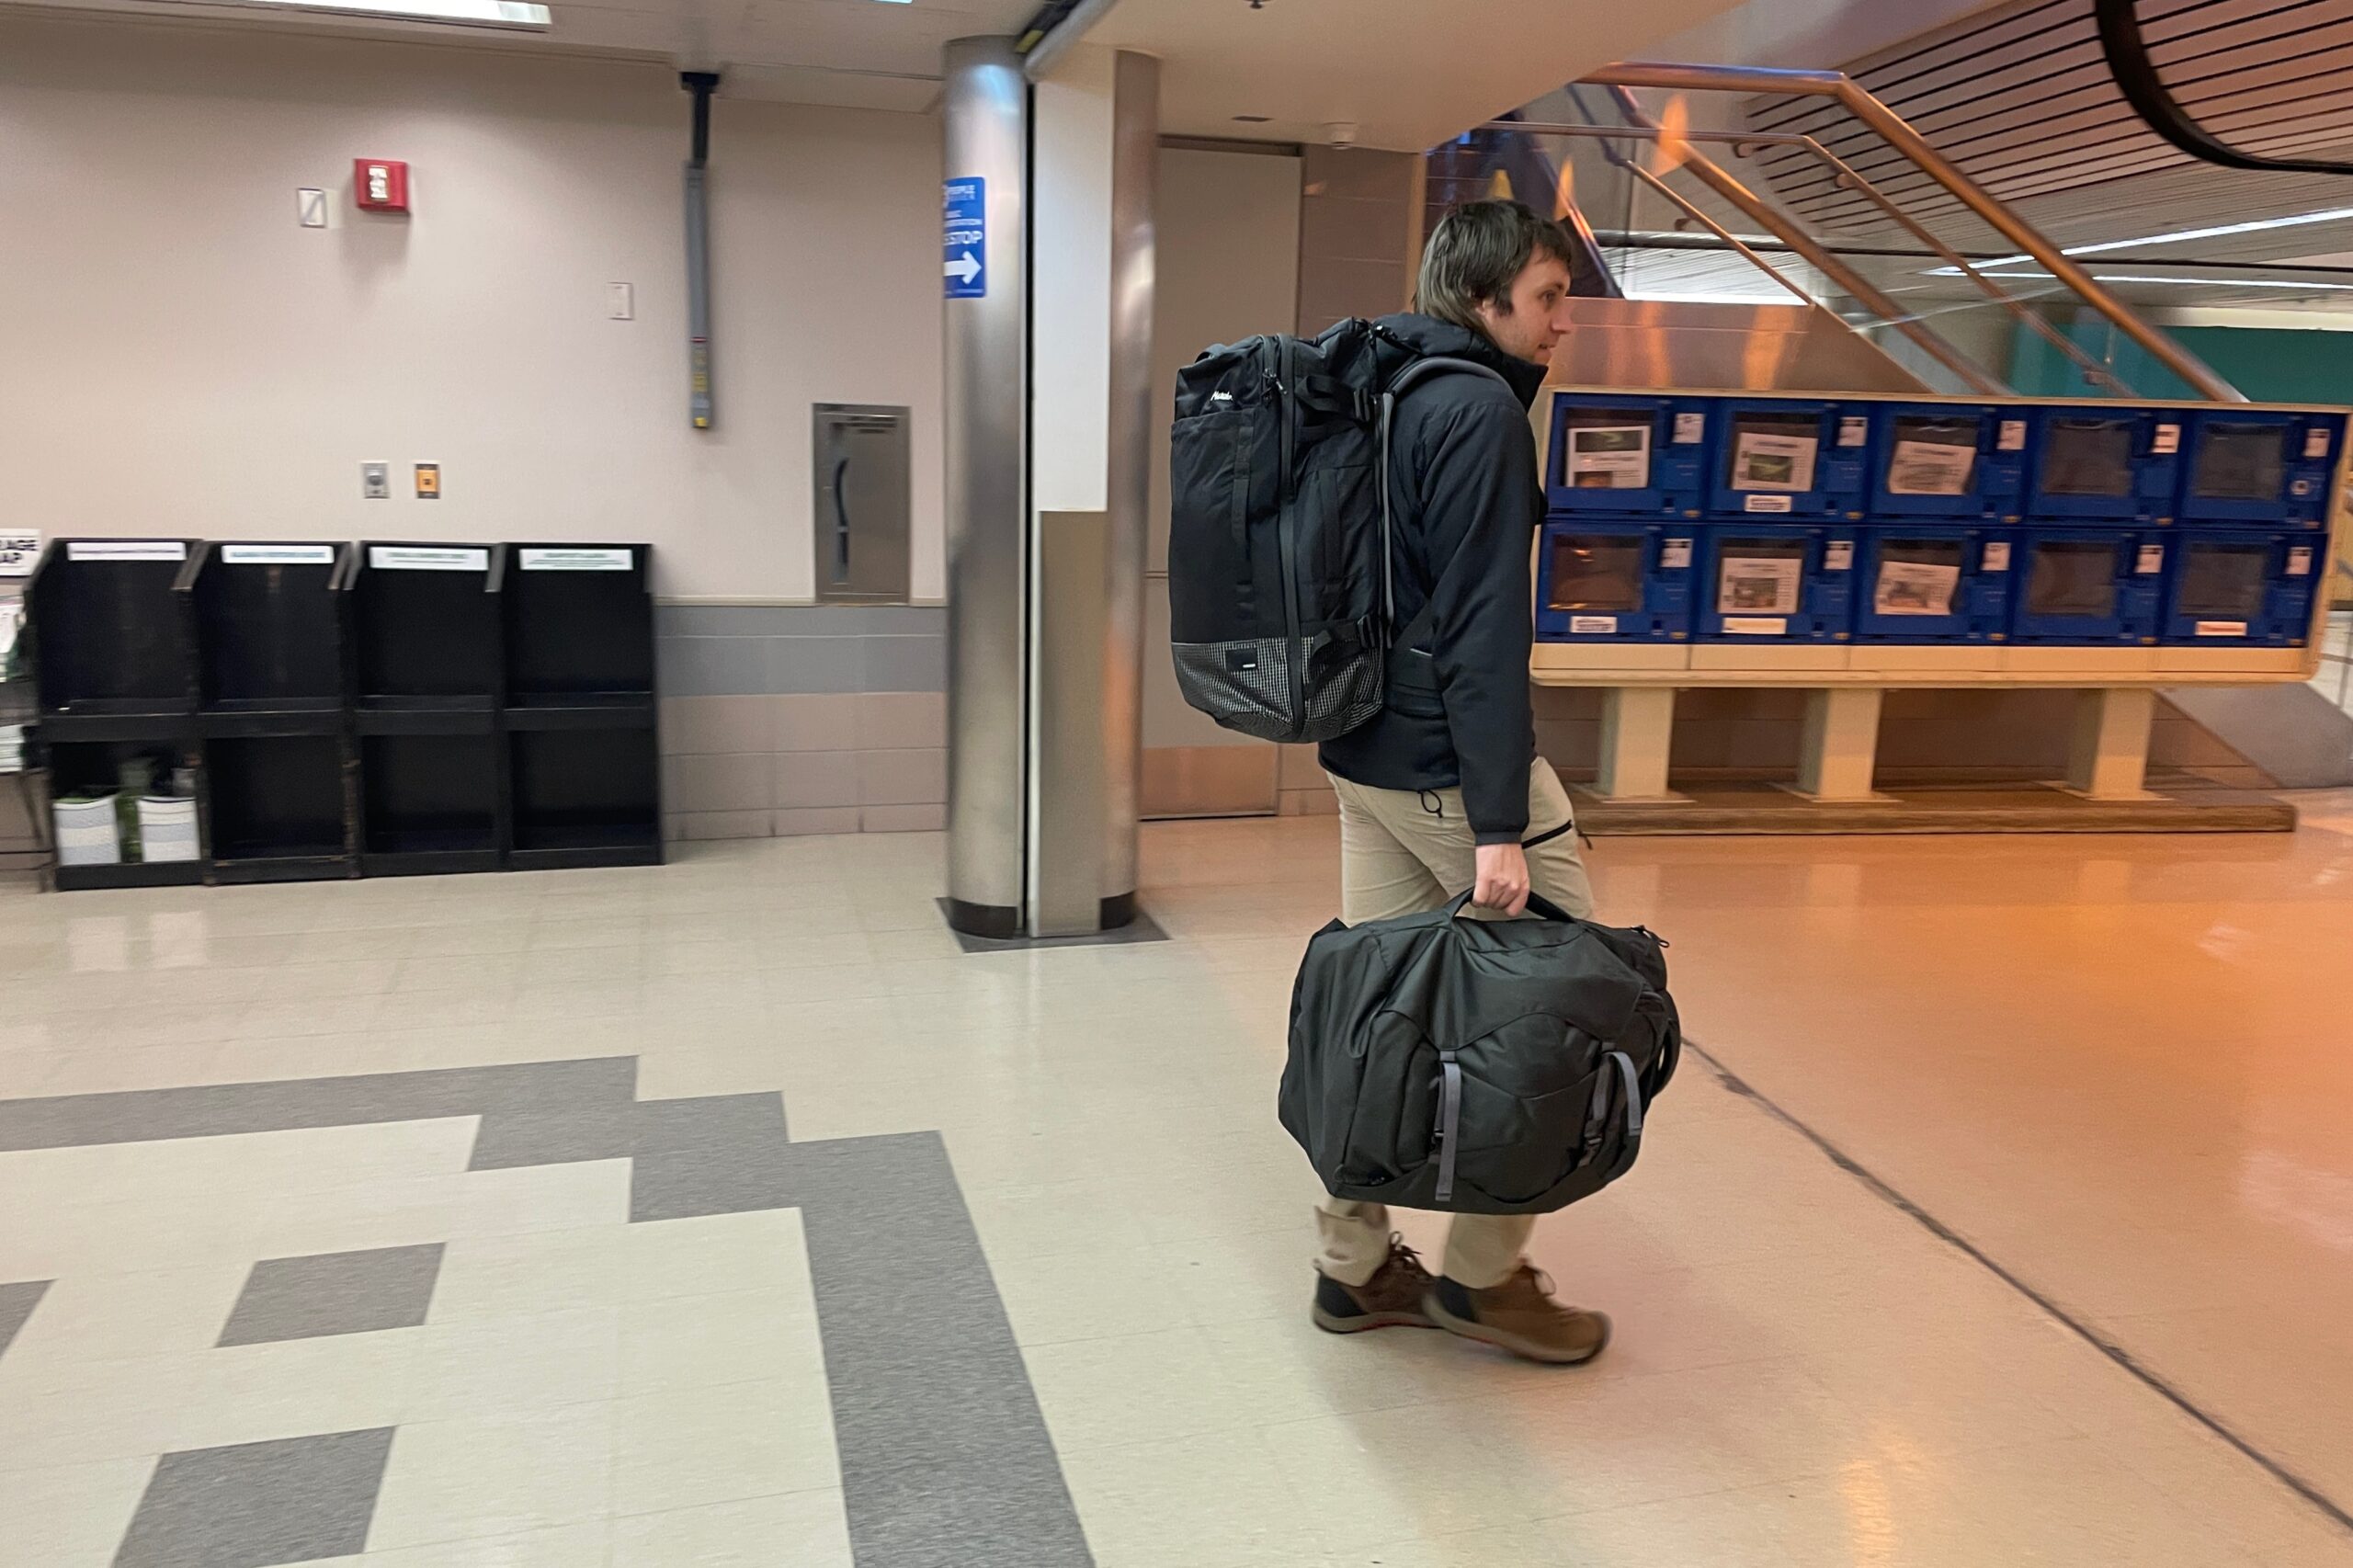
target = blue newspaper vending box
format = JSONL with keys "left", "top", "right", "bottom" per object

{"left": 1692, "top": 523, "right": 1859, "bottom": 642}
{"left": 1851, "top": 527, "right": 2012, "bottom": 642}
{"left": 2007, "top": 526, "right": 2165, "bottom": 643}
{"left": 1534, "top": 518, "right": 1695, "bottom": 642}
{"left": 2177, "top": 410, "right": 2343, "bottom": 528}
{"left": 1543, "top": 392, "right": 1713, "bottom": 518}
{"left": 2160, "top": 528, "right": 2320, "bottom": 646}
{"left": 1866, "top": 402, "right": 2029, "bottom": 521}
{"left": 1706, "top": 398, "right": 1871, "bottom": 521}
{"left": 2024, "top": 406, "right": 2185, "bottom": 523}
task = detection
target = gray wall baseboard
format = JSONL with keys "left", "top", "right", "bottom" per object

{"left": 656, "top": 605, "right": 946, "bottom": 700}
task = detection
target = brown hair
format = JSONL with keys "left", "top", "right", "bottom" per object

{"left": 1417, "top": 199, "right": 1575, "bottom": 335}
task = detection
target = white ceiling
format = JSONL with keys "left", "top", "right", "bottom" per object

{"left": 1081, "top": 0, "right": 1747, "bottom": 151}
{"left": 1736, "top": 0, "right": 2353, "bottom": 307}
{"left": 6, "top": 0, "right": 1749, "bottom": 138}
{"left": 2, "top": 0, "right": 1040, "bottom": 110}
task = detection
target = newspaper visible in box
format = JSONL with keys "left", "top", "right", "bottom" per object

{"left": 1731, "top": 431, "right": 1818, "bottom": 493}
{"left": 1719, "top": 555, "right": 1802, "bottom": 616}
{"left": 1568, "top": 426, "right": 1652, "bottom": 490}
{"left": 1873, "top": 560, "right": 1961, "bottom": 617}
{"left": 1887, "top": 439, "right": 1977, "bottom": 497}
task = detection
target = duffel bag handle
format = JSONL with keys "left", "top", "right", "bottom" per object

{"left": 1445, "top": 889, "right": 1584, "bottom": 925}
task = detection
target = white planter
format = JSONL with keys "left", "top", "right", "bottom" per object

{"left": 137, "top": 796, "right": 201, "bottom": 864}
{"left": 55, "top": 794, "right": 123, "bottom": 867}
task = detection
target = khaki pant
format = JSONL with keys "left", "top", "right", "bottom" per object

{"left": 1313, "top": 759, "right": 1593, "bottom": 1290}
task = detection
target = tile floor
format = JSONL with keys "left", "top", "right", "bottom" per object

{"left": 3, "top": 806, "right": 2353, "bottom": 1565}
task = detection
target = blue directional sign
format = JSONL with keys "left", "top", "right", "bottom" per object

{"left": 944, "top": 177, "right": 986, "bottom": 300}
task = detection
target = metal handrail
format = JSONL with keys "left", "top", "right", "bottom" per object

{"left": 1566, "top": 92, "right": 2006, "bottom": 396}
{"left": 1498, "top": 117, "right": 2124, "bottom": 396}
{"left": 1583, "top": 61, "right": 2246, "bottom": 403}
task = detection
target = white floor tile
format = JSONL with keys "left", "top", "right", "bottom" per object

{"left": 407, "top": 1308, "right": 622, "bottom": 1420}
{"left": 617, "top": 1289, "right": 821, "bottom": 1396}
{"left": 608, "top": 1491, "right": 852, "bottom": 1568}
{"left": 357, "top": 1519, "right": 611, "bottom": 1567}
{"left": 610, "top": 1377, "right": 839, "bottom": 1517}
{"left": 368, "top": 1405, "right": 617, "bottom": 1551}
{"left": 0, "top": 1457, "right": 157, "bottom": 1568}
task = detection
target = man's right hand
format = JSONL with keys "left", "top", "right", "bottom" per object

{"left": 1472, "top": 842, "right": 1531, "bottom": 917}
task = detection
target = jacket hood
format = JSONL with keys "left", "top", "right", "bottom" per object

{"left": 1374, "top": 313, "right": 1551, "bottom": 409}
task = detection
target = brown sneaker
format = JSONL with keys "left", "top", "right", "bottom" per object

{"left": 1312, "top": 1236, "right": 1438, "bottom": 1335}
{"left": 1426, "top": 1266, "right": 1611, "bottom": 1365}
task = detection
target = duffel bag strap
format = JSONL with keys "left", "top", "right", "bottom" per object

{"left": 1433, "top": 1051, "right": 1464, "bottom": 1205}
{"left": 1602, "top": 1051, "right": 1646, "bottom": 1183}
{"left": 1441, "top": 889, "right": 1585, "bottom": 925}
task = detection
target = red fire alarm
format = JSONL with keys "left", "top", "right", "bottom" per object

{"left": 355, "top": 159, "right": 410, "bottom": 213}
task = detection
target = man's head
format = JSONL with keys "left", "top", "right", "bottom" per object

{"left": 1416, "top": 199, "right": 1574, "bottom": 367}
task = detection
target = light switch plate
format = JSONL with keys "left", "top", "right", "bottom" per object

{"left": 362, "top": 461, "right": 390, "bottom": 499}
{"left": 298, "top": 188, "right": 328, "bottom": 229}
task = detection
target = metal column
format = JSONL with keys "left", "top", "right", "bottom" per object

{"left": 942, "top": 39, "right": 1029, "bottom": 937}
{"left": 944, "top": 40, "right": 1154, "bottom": 939}
{"left": 1097, "top": 49, "right": 1158, "bottom": 928}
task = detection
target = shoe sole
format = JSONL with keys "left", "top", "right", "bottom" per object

{"left": 1311, "top": 1305, "right": 1436, "bottom": 1335}
{"left": 1425, "top": 1301, "right": 1612, "bottom": 1366}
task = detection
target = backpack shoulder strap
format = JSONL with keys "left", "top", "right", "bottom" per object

{"left": 1375, "top": 356, "right": 1520, "bottom": 641}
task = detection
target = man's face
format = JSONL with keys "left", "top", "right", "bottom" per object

{"left": 1475, "top": 252, "right": 1573, "bottom": 366}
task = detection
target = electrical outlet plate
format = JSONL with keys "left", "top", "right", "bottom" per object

{"left": 362, "top": 461, "right": 391, "bottom": 499}
{"left": 608, "top": 281, "right": 634, "bottom": 321}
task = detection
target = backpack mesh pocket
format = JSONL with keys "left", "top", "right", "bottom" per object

{"left": 1172, "top": 634, "right": 1382, "bottom": 744}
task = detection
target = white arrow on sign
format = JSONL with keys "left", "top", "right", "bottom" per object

{"left": 945, "top": 251, "right": 982, "bottom": 285}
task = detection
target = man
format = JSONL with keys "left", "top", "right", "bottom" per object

{"left": 1310, "top": 199, "right": 1608, "bottom": 1366}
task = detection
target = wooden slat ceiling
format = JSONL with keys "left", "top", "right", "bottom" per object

{"left": 1737, "top": 0, "right": 2353, "bottom": 261}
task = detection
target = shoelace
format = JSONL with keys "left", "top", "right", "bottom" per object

{"left": 1500, "top": 1264, "right": 1560, "bottom": 1303}
{"left": 1387, "top": 1233, "right": 1429, "bottom": 1271}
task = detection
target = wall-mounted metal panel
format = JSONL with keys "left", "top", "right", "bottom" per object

{"left": 812, "top": 404, "right": 911, "bottom": 605}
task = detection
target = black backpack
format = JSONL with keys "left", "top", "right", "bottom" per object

{"left": 1279, "top": 892, "right": 1680, "bottom": 1215}
{"left": 1166, "top": 319, "right": 1507, "bottom": 744}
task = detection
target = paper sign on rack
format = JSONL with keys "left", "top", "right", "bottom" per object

{"left": 519, "top": 549, "right": 634, "bottom": 572}
{"left": 371, "top": 547, "right": 487, "bottom": 572}
{"left": 68, "top": 540, "right": 185, "bottom": 562}
{"left": 0, "top": 531, "right": 37, "bottom": 577}
{"left": 222, "top": 545, "right": 336, "bottom": 566}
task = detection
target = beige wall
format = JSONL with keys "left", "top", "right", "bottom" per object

{"left": 1145, "top": 145, "right": 1303, "bottom": 762}
{"left": 1295, "top": 147, "right": 1421, "bottom": 335}
{"left": 0, "top": 15, "right": 944, "bottom": 604}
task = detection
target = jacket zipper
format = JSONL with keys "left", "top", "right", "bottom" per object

{"left": 1275, "top": 336, "right": 1305, "bottom": 740}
